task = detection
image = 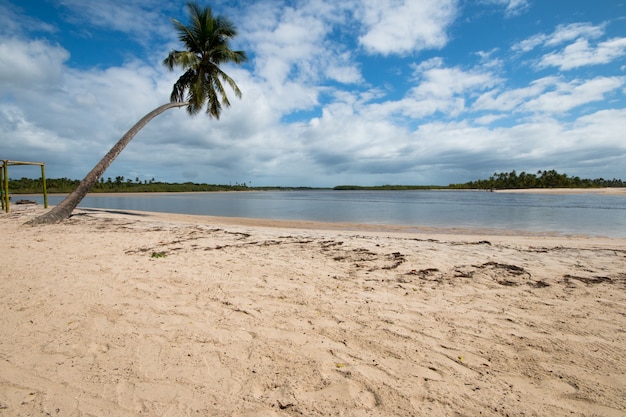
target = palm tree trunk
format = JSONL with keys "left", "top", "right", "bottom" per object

{"left": 27, "top": 102, "right": 188, "bottom": 225}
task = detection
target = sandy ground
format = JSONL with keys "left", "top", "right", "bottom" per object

{"left": 1, "top": 205, "right": 625, "bottom": 417}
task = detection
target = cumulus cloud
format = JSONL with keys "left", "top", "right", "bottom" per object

{"left": 539, "top": 37, "right": 626, "bottom": 70}
{"left": 370, "top": 58, "right": 500, "bottom": 119}
{"left": 522, "top": 76, "right": 625, "bottom": 113}
{"left": 513, "top": 22, "right": 605, "bottom": 53}
{"left": 235, "top": 1, "right": 363, "bottom": 121}
{"left": 411, "top": 58, "right": 498, "bottom": 99}
{"left": 0, "top": 106, "right": 70, "bottom": 154}
{"left": 1, "top": 0, "right": 625, "bottom": 186}
{"left": 503, "top": 0, "right": 530, "bottom": 16}
{"left": 572, "top": 108, "right": 626, "bottom": 148}
{"left": 0, "top": 2, "right": 56, "bottom": 36}
{"left": 481, "top": 0, "right": 530, "bottom": 17}
{"left": 0, "top": 38, "right": 69, "bottom": 89}
{"left": 474, "top": 79, "right": 548, "bottom": 112}
{"left": 358, "top": 0, "right": 458, "bottom": 55}
{"left": 511, "top": 22, "right": 626, "bottom": 70}
{"left": 544, "top": 22, "right": 605, "bottom": 47}
{"left": 57, "top": 0, "right": 176, "bottom": 43}
{"left": 475, "top": 76, "right": 625, "bottom": 115}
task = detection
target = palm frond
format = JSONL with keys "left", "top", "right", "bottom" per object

{"left": 163, "top": 50, "right": 199, "bottom": 71}
{"left": 163, "top": 1, "right": 247, "bottom": 118}
{"left": 171, "top": 69, "right": 196, "bottom": 103}
{"left": 216, "top": 67, "right": 242, "bottom": 100}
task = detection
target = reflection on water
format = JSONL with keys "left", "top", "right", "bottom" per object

{"left": 27, "top": 190, "right": 626, "bottom": 237}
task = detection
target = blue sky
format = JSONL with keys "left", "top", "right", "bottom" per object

{"left": 1, "top": 0, "right": 625, "bottom": 186}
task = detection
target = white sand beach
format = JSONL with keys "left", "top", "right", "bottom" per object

{"left": 1, "top": 205, "right": 625, "bottom": 416}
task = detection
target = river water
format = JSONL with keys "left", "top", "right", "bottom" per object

{"left": 24, "top": 190, "right": 626, "bottom": 238}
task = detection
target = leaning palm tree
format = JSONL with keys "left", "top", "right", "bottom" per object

{"left": 28, "top": 2, "right": 246, "bottom": 224}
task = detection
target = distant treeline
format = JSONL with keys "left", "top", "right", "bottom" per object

{"left": 333, "top": 185, "right": 444, "bottom": 190}
{"left": 6, "top": 176, "right": 320, "bottom": 194}
{"left": 335, "top": 170, "right": 625, "bottom": 191}
{"left": 450, "top": 170, "right": 625, "bottom": 190}
{"left": 7, "top": 170, "right": 625, "bottom": 194}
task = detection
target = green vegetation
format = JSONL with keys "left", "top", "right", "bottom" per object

{"left": 336, "top": 170, "right": 624, "bottom": 190}
{"left": 450, "top": 170, "right": 625, "bottom": 190}
{"left": 7, "top": 176, "right": 322, "bottom": 194}
{"left": 333, "top": 185, "right": 444, "bottom": 190}
{"left": 8, "top": 170, "right": 624, "bottom": 195}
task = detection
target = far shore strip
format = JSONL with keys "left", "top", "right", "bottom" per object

{"left": 493, "top": 187, "right": 626, "bottom": 195}
{"left": 20, "top": 186, "right": 626, "bottom": 197}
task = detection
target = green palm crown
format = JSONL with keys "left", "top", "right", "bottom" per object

{"left": 163, "top": 2, "right": 248, "bottom": 118}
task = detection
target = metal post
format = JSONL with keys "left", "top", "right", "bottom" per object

{"left": 0, "top": 161, "right": 4, "bottom": 211}
{"left": 41, "top": 164, "right": 48, "bottom": 208}
{"left": 2, "top": 160, "right": 8, "bottom": 213}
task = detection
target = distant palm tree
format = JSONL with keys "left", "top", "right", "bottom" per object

{"left": 28, "top": 2, "right": 247, "bottom": 224}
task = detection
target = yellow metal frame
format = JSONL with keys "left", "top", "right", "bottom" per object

{"left": 1, "top": 160, "right": 48, "bottom": 213}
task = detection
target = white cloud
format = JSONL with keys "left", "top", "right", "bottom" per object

{"left": 0, "top": 106, "right": 70, "bottom": 153}
{"left": 241, "top": 1, "right": 361, "bottom": 84}
{"left": 522, "top": 76, "right": 625, "bottom": 113}
{"left": 474, "top": 79, "right": 548, "bottom": 112}
{"left": 324, "top": 53, "right": 363, "bottom": 84}
{"left": 0, "top": 2, "right": 56, "bottom": 36}
{"left": 539, "top": 37, "right": 626, "bottom": 70}
{"left": 572, "top": 108, "right": 626, "bottom": 149}
{"left": 475, "top": 76, "right": 625, "bottom": 115}
{"left": 545, "top": 22, "right": 605, "bottom": 47}
{"left": 513, "top": 22, "right": 605, "bottom": 53}
{"left": 411, "top": 59, "right": 498, "bottom": 99}
{"left": 296, "top": 59, "right": 501, "bottom": 132}
{"left": 513, "top": 22, "right": 626, "bottom": 70}
{"left": 57, "top": 0, "right": 174, "bottom": 43}
{"left": 358, "top": 0, "right": 458, "bottom": 55}
{"left": 238, "top": 1, "right": 362, "bottom": 117}
{"left": 0, "top": 38, "right": 69, "bottom": 89}
{"left": 402, "top": 110, "right": 626, "bottom": 178}
{"left": 387, "top": 59, "right": 500, "bottom": 118}
{"left": 512, "top": 34, "right": 545, "bottom": 53}
{"left": 475, "top": 48, "right": 504, "bottom": 69}
{"left": 1, "top": 0, "right": 625, "bottom": 187}
{"left": 474, "top": 114, "right": 506, "bottom": 125}
{"left": 503, "top": 0, "right": 530, "bottom": 16}
{"left": 483, "top": 0, "right": 530, "bottom": 17}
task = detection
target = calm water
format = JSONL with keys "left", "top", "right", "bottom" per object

{"left": 27, "top": 190, "right": 626, "bottom": 237}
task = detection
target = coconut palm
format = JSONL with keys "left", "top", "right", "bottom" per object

{"left": 28, "top": 2, "right": 247, "bottom": 224}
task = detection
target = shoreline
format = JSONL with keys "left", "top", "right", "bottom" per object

{"left": 84, "top": 207, "right": 626, "bottom": 243}
{"left": 492, "top": 187, "right": 626, "bottom": 195}
{"left": 14, "top": 186, "right": 626, "bottom": 239}
{"left": 15, "top": 186, "right": 626, "bottom": 197}
{"left": 2, "top": 205, "right": 625, "bottom": 416}
{"left": 22, "top": 204, "right": 626, "bottom": 240}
